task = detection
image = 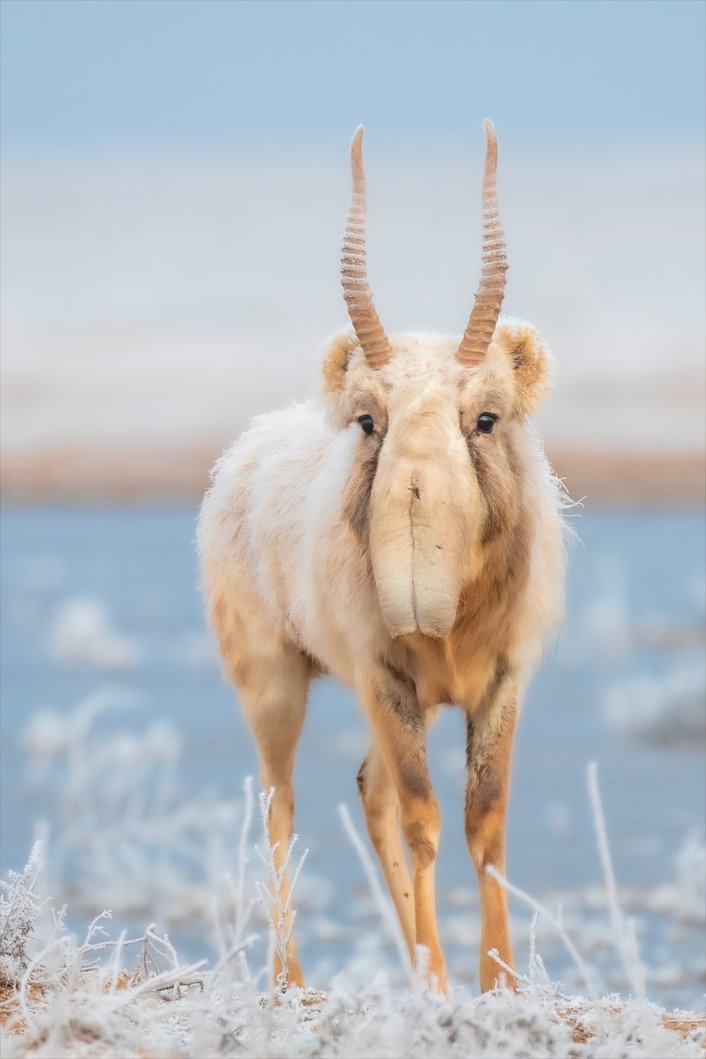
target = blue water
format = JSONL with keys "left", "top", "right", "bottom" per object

{"left": 1, "top": 506, "right": 704, "bottom": 1005}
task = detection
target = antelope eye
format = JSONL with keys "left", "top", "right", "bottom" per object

{"left": 358, "top": 414, "right": 375, "bottom": 436}
{"left": 477, "top": 413, "right": 498, "bottom": 434}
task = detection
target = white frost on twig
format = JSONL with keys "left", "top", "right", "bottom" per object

{"left": 255, "top": 787, "right": 308, "bottom": 991}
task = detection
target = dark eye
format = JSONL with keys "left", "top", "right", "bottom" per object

{"left": 476, "top": 413, "right": 498, "bottom": 434}
{"left": 358, "top": 415, "right": 375, "bottom": 436}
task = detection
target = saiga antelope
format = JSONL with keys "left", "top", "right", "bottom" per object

{"left": 198, "top": 122, "right": 568, "bottom": 994}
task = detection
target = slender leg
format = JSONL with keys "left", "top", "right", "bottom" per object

{"left": 465, "top": 687, "right": 518, "bottom": 992}
{"left": 363, "top": 667, "right": 447, "bottom": 993}
{"left": 238, "top": 647, "right": 311, "bottom": 989}
{"left": 357, "top": 743, "right": 415, "bottom": 956}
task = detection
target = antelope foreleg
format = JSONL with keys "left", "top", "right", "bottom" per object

{"left": 364, "top": 668, "right": 447, "bottom": 993}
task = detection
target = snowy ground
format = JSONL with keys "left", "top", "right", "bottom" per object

{"left": 1, "top": 146, "right": 704, "bottom": 500}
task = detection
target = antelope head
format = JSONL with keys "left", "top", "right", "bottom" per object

{"left": 323, "top": 123, "right": 552, "bottom": 639}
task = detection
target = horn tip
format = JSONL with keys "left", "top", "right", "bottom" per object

{"left": 482, "top": 118, "right": 497, "bottom": 143}
{"left": 350, "top": 126, "right": 366, "bottom": 181}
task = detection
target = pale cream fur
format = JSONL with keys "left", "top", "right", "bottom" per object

{"left": 198, "top": 318, "right": 568, "bottom": 992}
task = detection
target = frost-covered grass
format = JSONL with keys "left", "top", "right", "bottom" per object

{"left": 22, "top": 690, "right": 242, "bottom": 925}
{"left": 0, "top": 846, "right": 43, "bottom": 989}
{"left": 2, "top": 701, "right": 705, "bottom": 1058}
{"left": 1, "top": 903, "right": 703, "bottom": 1059}
{"left": 1, "top": 840, "right": 704, "bottom": 1059}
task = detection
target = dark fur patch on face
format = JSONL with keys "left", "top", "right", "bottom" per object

{"left": 501, "top": 429, "right": 523, "bottom": 488}
{"left": 468, "top": 443, "right": 509, "bottom": 546}
{"left": 456, "top": 490, "right": 531, "bottom": 663}
{"left": 343, "top": 445, "right": 380, "bottom": 544}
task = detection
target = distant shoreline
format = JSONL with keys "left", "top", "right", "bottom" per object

{"left": 2, "top": 447, "right": 704, "bottom": 506}
{"left": 3, "top": 149, "right": 704, "bottom": 514}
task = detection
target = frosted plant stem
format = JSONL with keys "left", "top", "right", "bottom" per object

{"left": 338, "top": 802, "right": 413, "bottom": 984}
{"left": 528, "top": 910, "right": 540, "bottom": 982}
{"left": 106, "top": 928, "right": 127, "bottom": 991}
{"left": 587, "top": 761, "right": 646, "bottom": 998}
{"left": 102, "top": 959, "right": 208, "bottom": 1012}
{"left": 210, "top": 893, "right": 227, "bottom": 962}
{"left": 18, "top": 934, "right": 67, "bottom": 1027}
{"left": 235, "top": 776, "right": 254, "bottom": 946}
{"left": 587, "top": 763, "right": 620, "bottom": 925}
{"left": 487, "top": 948, "right": 530, "bottom": 987}
{"left": 485, "top": 864, "right": 598, "bottom": 1002}
{"left": 211, "top": 934, "right": 258, "bottom": 982}
{"left": 256, "top": 787, "right": 307, "bottom": 990}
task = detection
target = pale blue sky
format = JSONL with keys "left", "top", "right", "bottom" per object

{"left": 1, "top": 0, "right": 704, "bottom": 156}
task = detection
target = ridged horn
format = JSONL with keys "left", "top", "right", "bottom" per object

{"left": 341, "top": 126, "right": 394, "bottom": 370}
{"left": 457, "top": 120, "right": 508, "bottom": 367}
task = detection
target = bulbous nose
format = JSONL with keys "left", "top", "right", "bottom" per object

{"left": 369, "top": 463, "right": 466, "bottom": 640}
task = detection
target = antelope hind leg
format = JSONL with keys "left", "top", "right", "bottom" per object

{"left": 465, "top": 689, "right": 518, "bottom": 992}
{"left": 238, "top": 646, "right": 312, "bottom": 989}
{"left": 357, "top": 742, "right": 416, "bottom": 957}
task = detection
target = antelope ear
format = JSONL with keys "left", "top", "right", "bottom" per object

{"left": 320, "top": 329, "right": 360, "bottom": 427}
{"left": 493, "top": 317, "right": 553, "bottom": 416}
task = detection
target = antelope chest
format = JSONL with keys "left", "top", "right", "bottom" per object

{"left": 399, "top": 629, "right": 513, "bottom": 714}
